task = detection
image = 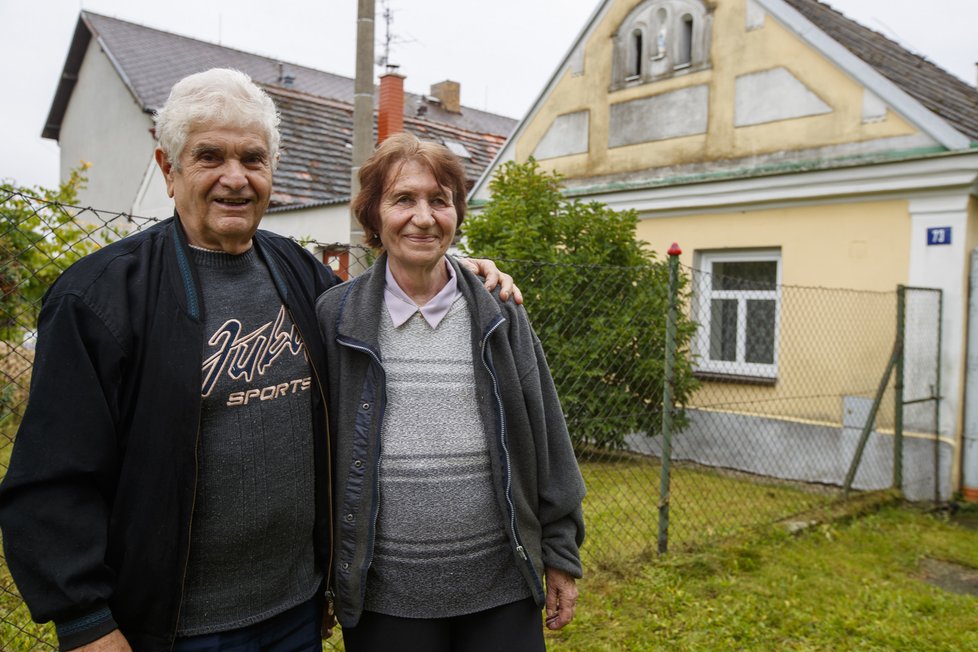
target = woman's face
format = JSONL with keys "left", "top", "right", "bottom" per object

{"left": 379, "top": 159, "right": 457, "bottom": 272}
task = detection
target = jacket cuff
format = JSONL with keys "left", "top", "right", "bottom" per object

{"left": 55, "top": 606, "right": 118, "bottom": 651}
{"left": 541, "top": 511, "right": 585, "bottom": 579}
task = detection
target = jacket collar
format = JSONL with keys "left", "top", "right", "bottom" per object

{"left": 335, "top": 252, "right": 505, "bottom": 348}
{"left": 167, "top": 212, "right": 291, "bottom": 321}
{"left": 166, "top": 215, "right": 202, "bottom": 321}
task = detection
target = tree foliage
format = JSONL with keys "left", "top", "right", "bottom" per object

{"left": 462, "top": 159, "right": 698, "bottom": 450}
{"left": 0, "top": 166, "right": 102, "bottom": 342}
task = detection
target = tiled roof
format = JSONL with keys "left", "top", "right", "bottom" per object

{"left": 782, "top": 0, "right": 978, "bottom": 141}
{"left": 44, "top": 11, "right": 517, "bottom": 209}
{"left": 267, "top": 86, "right": 510, "bottom": 208}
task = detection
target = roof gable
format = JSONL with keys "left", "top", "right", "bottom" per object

{"left": 780, "top": 0, "right": 978, "bottom": 142}
{"left": 45, "top": 12, "right": 517, "bottom": 141}
{"left": 472, "top": 0, "right": 977, "bottom": 199}
{"left": 46, "top": 11, "right": 516, "bottom": 210}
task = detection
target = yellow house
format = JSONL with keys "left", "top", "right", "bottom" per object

{"left": 471, "top": 0, "right": 978, "bottom": 500}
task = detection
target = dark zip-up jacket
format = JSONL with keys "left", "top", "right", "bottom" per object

{"left": 0, "top": 216, "right": 337, "bottom": 651}
{"left": 316, "top": 254, "right": 585, "bottom": 628}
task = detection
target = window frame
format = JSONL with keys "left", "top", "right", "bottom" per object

{"left": 693, "top": 249, "right": 782, "bottom": 380}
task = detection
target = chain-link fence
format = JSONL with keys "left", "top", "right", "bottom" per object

{"left": 0, "top": 188, "right": 946, "bottom": 648}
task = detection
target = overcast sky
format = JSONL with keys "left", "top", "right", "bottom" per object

{"left": 2, "top": 0, "right": 976, "bottom": 189}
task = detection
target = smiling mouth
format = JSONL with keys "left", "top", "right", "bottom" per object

{"left": 215, "top": 198, "right": 251, "bottom": 206}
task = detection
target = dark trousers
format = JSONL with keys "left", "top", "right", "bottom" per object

{"left": 342, "top": 597, "right": 546, "bottom": 652}
{"left": 171, "top": 597, "right": 322, "bottom": 652}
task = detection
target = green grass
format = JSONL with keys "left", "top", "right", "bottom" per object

{"left": 545, "top": 503, "right": 978, "bottom": 651}
{"left": 1, "top": 448, "right": 973, "bottom": 650}
{"left": 579, "top": 452, "right": 834, "bottom": 565}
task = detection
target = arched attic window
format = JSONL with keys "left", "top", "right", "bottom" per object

{"left": 611, "top": 0, "right": 711, "bottom": 89}
{"left": 676, "top": 14, "right": 693, "bottom": 67}
{"left": 629, "top": 29, "right": 643, "bottom": 78}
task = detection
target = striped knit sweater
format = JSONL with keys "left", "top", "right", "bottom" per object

{"left": 363, "top": 296, "right": 530, "bottom": 618}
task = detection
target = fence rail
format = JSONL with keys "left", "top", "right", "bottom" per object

{"left": 0, "top": 189, "right": 945, "bottom": 649}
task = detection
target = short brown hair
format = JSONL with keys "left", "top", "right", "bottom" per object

{"left": 352, "top": 133, "right": 468, "bottom": 249}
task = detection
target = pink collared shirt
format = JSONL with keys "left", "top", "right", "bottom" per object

{"left": 384, "top": 257, "right": 462, "bottom": 328}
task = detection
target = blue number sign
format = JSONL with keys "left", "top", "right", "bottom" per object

{"left": 927, "top": 227, "right": 951, "bottom": 246}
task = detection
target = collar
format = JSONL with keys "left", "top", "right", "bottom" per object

{"left": 384, "top": 257, "right": 460, "bottom": 328}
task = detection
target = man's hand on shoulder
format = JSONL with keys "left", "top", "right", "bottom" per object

{"left": 68, "top": 629, "right": 132, "bottom": 652}
{"left": 460, "top": 257, "right": 523, "bottom": 304}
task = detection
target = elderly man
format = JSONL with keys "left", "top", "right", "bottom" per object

{"left": 0, "top": 68, "right": 516, "bottom": 652}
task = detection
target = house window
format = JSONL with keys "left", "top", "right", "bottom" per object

{"left": 695, "top": 250, "right": 781, "bottom": 379}
{"left": 677, "top": 14, "right": 694, "bottom": 67}
{"left": 442, "top": 139, "right": 472, "bottom": 159}
{"left": 629, "top": 29, "right": 643, "bottom": 78}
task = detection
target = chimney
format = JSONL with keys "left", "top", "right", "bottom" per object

{"left": 378, "top": 69, "right": 405, "bottom": 144}
{"left": 430, "top": 80, "right": 461, "bottom": 114}
{"left": 277, "top": 62, "right": 295, "bottom": 87}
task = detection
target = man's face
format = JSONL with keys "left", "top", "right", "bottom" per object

{"left": 156, "top": 125, "right": 273, "bottom": 254}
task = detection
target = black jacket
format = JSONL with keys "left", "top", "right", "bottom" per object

{"left": 0, "top": 216, "right": 337, "bottom": 651}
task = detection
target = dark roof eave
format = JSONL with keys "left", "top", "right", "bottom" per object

{"left": 42, "top": 16, "right": 94, "bottom": 140}
{"left": 266, "top": 197, "right": 351, "bottom": 214}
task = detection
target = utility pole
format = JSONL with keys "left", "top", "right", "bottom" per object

{"left": 351, "top": 0, "right": 375, "bottom": 254}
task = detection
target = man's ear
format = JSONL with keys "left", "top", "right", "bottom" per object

{"left": 155, "top": 147, "right": 176, "bottom": 199}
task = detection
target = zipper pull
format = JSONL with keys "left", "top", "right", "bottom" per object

{"left": 516, "top": 545, "right": 528, "bottom": 560}
{"left": 321, "top": 589, "right": 337, "bottom": 638}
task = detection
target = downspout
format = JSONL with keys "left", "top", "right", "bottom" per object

{"left": 962, "top": 248, "right": 978, "bottom": 500}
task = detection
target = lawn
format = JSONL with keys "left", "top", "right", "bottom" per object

{"left": 578, "top": 451, "right": 835, "bottom": 564}
{"left": 0, "top": 453, "right": 974, "bottom": 650}
{"left": 545, "top": 502, "right": 978, "bottom": 651}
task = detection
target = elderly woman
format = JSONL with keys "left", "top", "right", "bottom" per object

{"left": 316, "top": 133, "right": 585, "bottom": 651}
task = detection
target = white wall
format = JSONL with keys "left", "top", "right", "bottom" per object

{"left": 260, "top": 203, "right": 353, "bottom": 245}
{"left": 908, "top": 193, "right": 971, "bottom": 445}
{"left": 59, "top": 38, "right": 156, "bottom": 218}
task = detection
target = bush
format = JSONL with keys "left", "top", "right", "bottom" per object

{"left": 0, "top": 166, "right": 100, "bottom": 343}
{"left": 462, "top": 159, "right": 698, "bottom": 449}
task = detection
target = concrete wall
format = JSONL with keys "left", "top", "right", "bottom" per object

{"left": 628, "top": 408, "right": 953, "bottom": 501}
{"left": 907, "top": 192, "right": 975, "bottom": 488}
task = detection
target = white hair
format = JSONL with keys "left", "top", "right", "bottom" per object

{"left": 154, "top": 68, "right": 281, "bottom": 171}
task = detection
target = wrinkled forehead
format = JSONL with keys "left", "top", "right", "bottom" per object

{"left": 383, "top": 157, "right": 452, "bottom": 194}
{"left": 185, "top": 120, "right": 272, "bottom": 152}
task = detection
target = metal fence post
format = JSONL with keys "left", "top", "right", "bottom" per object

{"left": 934, "top": 289, "right": 943, "bottom": 503}
{"left": 843, "top": 341, "right": 899, "bottom": 498}
{"left": 658, "top": 243, "right": 681, "bottom": 554}
{"left": 893, "top": 285, "right": 905, "bottom": 495}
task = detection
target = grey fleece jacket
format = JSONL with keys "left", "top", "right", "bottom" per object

{"left": 316, "top": 253, "right": 586, "bottom": 628}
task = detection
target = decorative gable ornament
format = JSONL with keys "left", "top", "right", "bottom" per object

{"left": 611, "top": 0, "right": 714, "bottom": 90}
